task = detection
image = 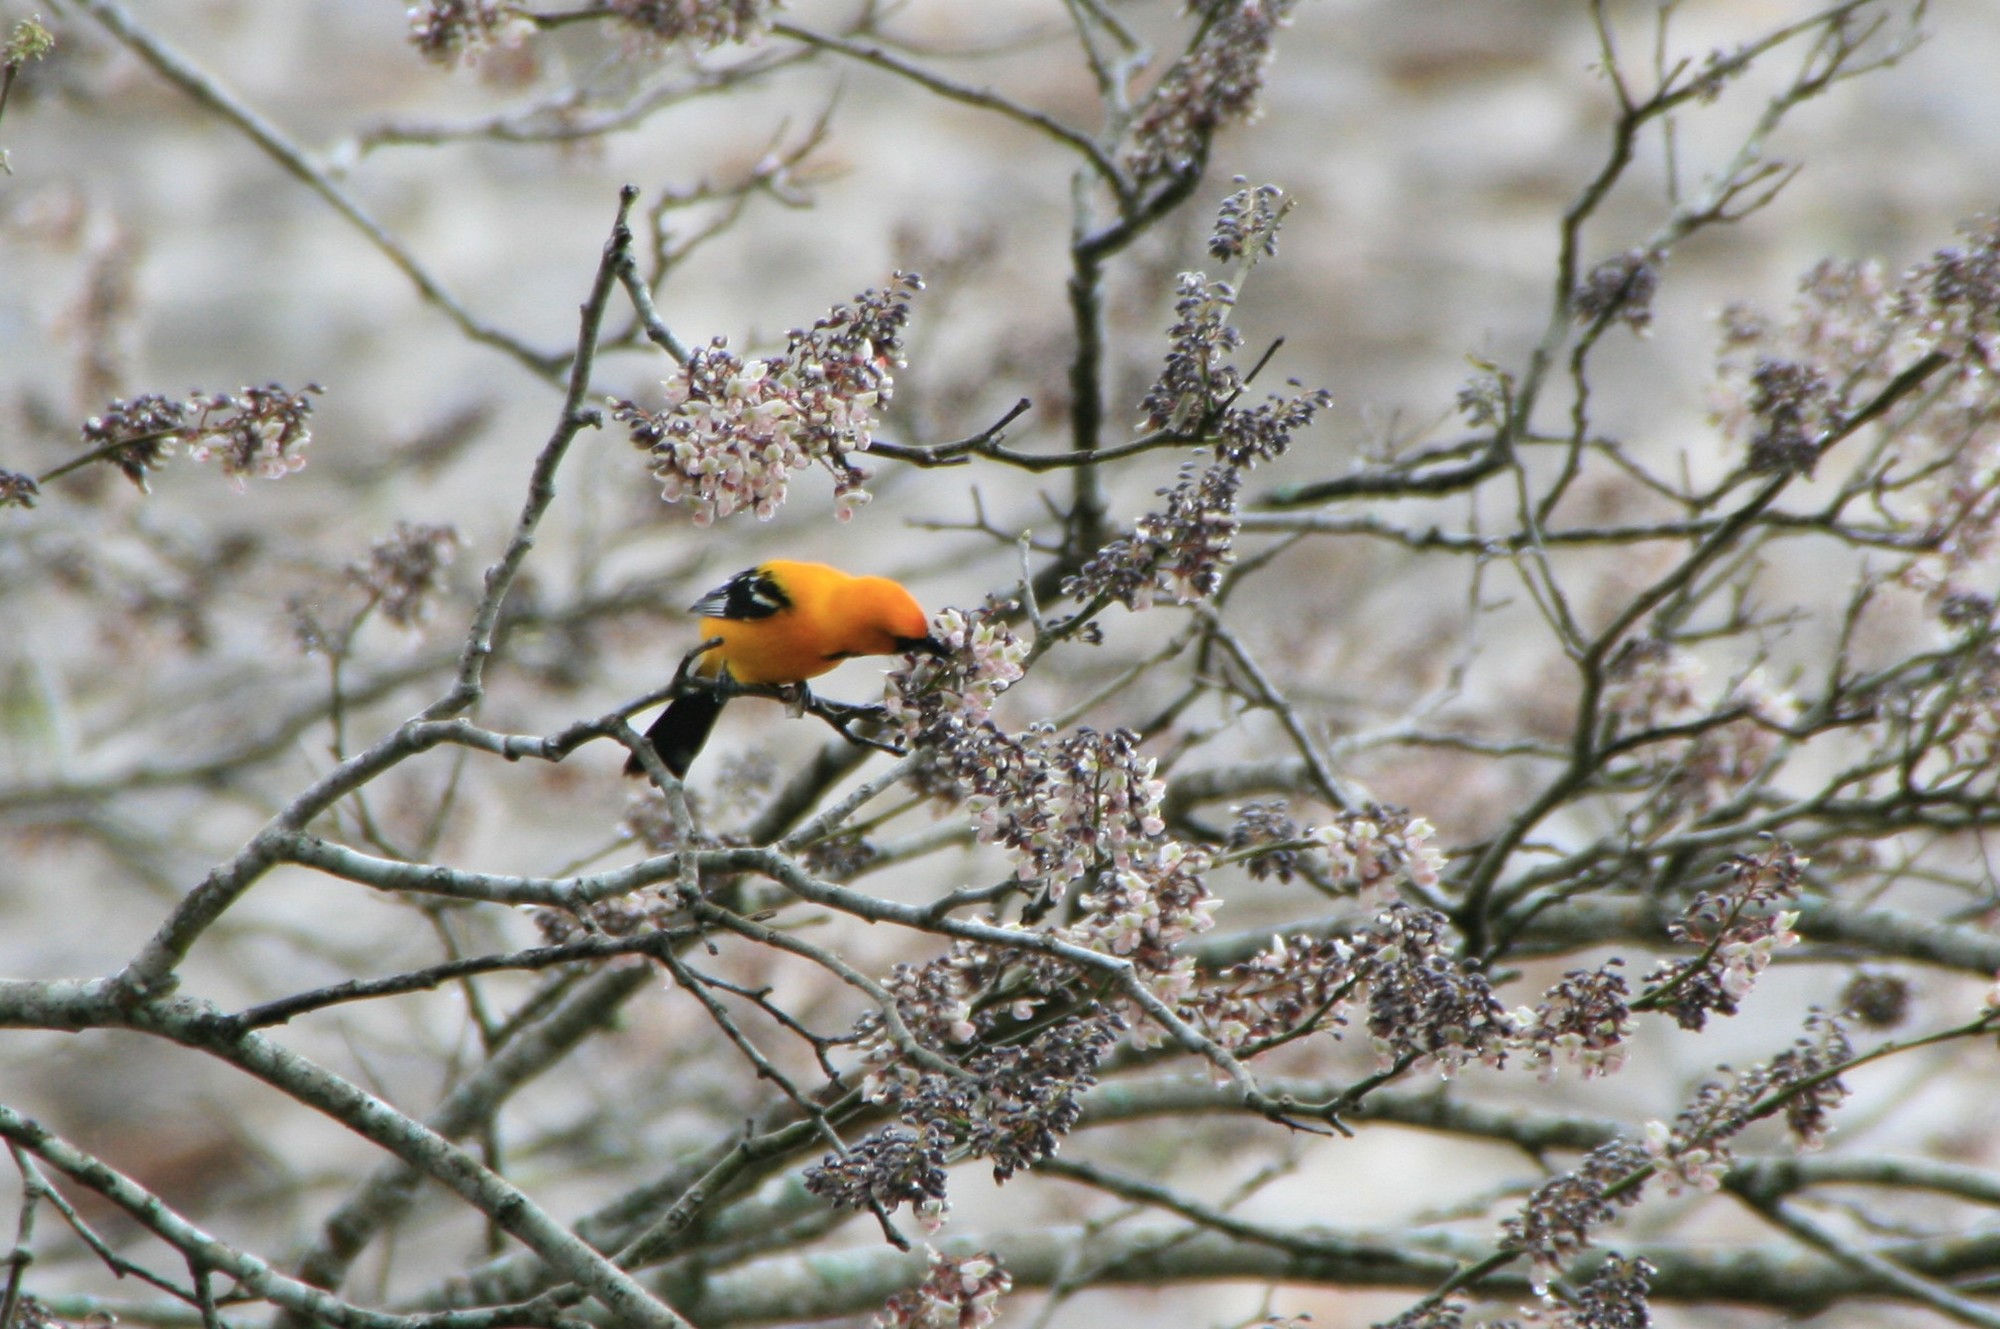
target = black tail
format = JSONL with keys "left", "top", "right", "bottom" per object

{"left": 625, "top": 690, "right": 728, "bottom": 778}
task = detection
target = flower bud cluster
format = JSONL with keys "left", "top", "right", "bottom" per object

{"left": 1643, "top": 844, "right": 1804, "bottom": 1031}
{"left": 1140, "top": 274, "right": 1245, "bottom": 436}
{"left": 1361, "top": 904, "right": 1513, "bottom": 1074}
{"left": 1183, "top": 930, "right": 1357, "bottom": 1051}
{"left": 1904, "top": 214, "right": 2000, "bottom": 366}
{"left": 81, "top": 384, "right": 320, "bottom": 492}
{"left": 408, "top": 0, "right": 773, "bottom": 63}
{"left": 1208, "top": 181, "right": 1291, "bottom": 265}
{"left": 0, "top": 469, "right": 38, "bottom": 509}
{"left": 890, "top": 616, "right": 1164, "bottom": 892}
{"left": 349, "top": 522, "right": 460, "bottom": 627}
{"left": 872, "top": 1249, "right": 1011, "bottom": 1329}
{"left": 1065, "top": 841, "right": 1218, "bottom": 1016}
{"left": 1573, "top": 248, "right": 1662, "bottom": 334}
{"left": 1643, "top": 1012, "right": 1852, "bottom": 1196}
{"left": 1125, "top": 1, "right": 1296, "bottom": 184}
{"left": 1226, "top": 801, "right": 1445, "bottom": 902}
{"left": 603, "top": 0, "right": 776, "bottom": 46}
{"left": 1063, "top": 461, "right": 1243, "bottom": 609}
{"left": 1500, "top": 1140, "right": 1649, "bottom": 1284}
{"left": 810, "top": 1009, "right": 1123, "bottom": 1214}
{"left": 614, "top": 275, "right": 921, "bottom": 525}
{"left": 1516, "top": 962, "right": 1632, "bottom": 1082}
{"left": 1311, "top": 808, "right": 1445, "bottom": 901}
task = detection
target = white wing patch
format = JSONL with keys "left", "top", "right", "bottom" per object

{"left": 690, "top": 566, "right": 791, "bottom": 620}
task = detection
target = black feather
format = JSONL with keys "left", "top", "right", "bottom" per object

{"left": 625, "top": 689, "right": 728, "bottom": 778}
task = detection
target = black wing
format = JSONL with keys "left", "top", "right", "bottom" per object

{"left": 690, "top": 565, "right": 791, "bottom": 620}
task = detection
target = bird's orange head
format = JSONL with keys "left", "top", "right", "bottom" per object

{"left": 838, "top": 574, "right": 943, "bottom": 658}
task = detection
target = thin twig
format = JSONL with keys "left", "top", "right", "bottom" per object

{"left": 70, "top": 0, "right": 564, "bottom": 380}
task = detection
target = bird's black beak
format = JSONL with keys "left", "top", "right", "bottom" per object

{"left": 902, "top": 634, "right": 952, "bottom": 658}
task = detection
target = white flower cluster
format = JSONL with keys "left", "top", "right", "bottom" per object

{"left": 1642, "top": 1118, "right": 1730, "bottom": 1195}
{"left": 616, "top": 276, "right": 920, "bottom": 525}
{"left": 1527, "top": 1025, "right": 1628, "bottom": 1082}
{"left": 873, "top": 1249, "right": 1010, "bottom": 1329}
{"left": 1311, "top": 810, "right": 1445, "bottom": 903}
{"left": 987, "top": 735, "right": 1167, "bottom": 885}
{"left": 189, "top": 424, "right": 311, "bottom": 486}
{"left": 634, "top": 340, "right": 883, "bottom": 525}
{"left": 1514, "top": 965, "right": 1632, "bottom": 1084}
{"left": 1716, "top": 908, "right": 1800, "bottom": 1002}
{"left": 881, "top": 607, "right": 1026, "bottom": 731}
{"left": 890, "top": 612, "right": 1164, "bottom": 889}
{"left": 1362, "top": 905, "right": 1515, "bottom": 1078}
{"left": 1067, "top": 839, "right": 1218, "bottom": 1021}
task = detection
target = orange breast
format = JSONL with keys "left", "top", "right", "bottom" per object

{"left": 703, "top": 613, "right": 847, "bottom": 686}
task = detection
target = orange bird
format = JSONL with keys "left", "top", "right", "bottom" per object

{"left": 627, "top": 560, "right": 944, "bottom": 778}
